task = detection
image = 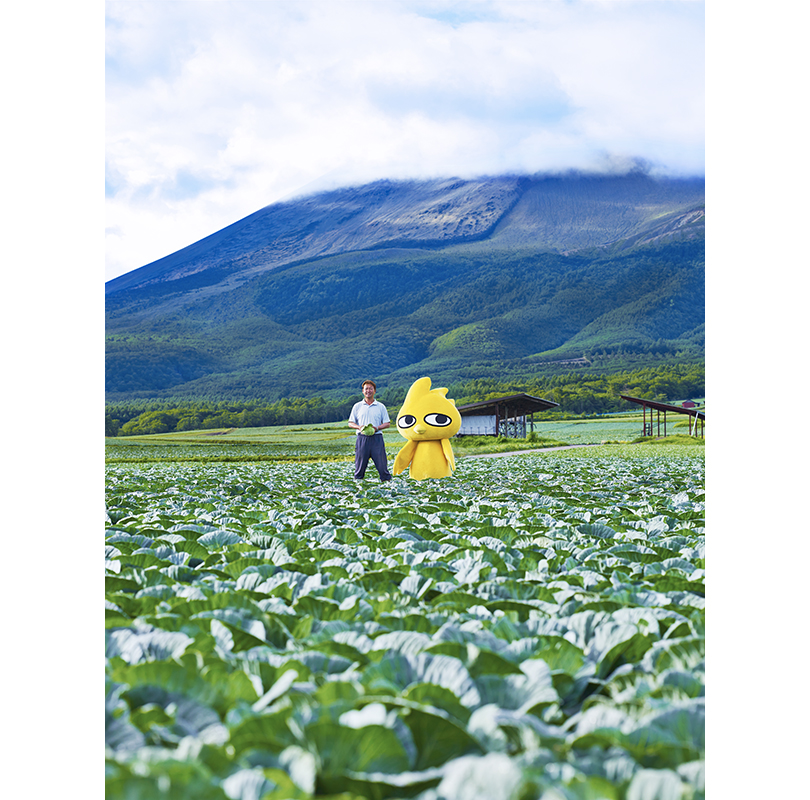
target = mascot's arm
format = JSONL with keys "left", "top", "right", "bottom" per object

{"left": 393, "top": 441, "right": 418, "bottom": 476}
{"left": 441, "top": 438, "right": 456, "bottom": 472}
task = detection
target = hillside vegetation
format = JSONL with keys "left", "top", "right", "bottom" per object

{"left": 106, "top": 172, "right": 704, "bottom": 403}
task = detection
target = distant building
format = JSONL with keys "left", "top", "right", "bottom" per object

{"left": 456, "top": 393, "right": 558, "bottom": 438}
{"left": 681, "top": 400, "right": 698, "bottom": 409}
{"left": 620, "top": 395, "right": 705, "bottom": 438}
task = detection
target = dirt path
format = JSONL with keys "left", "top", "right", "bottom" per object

{"left": 459, "top": 442, "right": 604, "bottom": 459}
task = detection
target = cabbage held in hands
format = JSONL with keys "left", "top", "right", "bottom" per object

{"left": 362, "top": 424, "right": 376, "bottom": 436}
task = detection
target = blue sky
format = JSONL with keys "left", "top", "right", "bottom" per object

{"left": 104, "top": 0, "right": 705, "bottom": 281}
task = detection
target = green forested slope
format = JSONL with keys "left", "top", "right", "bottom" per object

{"left": 107, "top": 240, "right": 703, "bottom": 400}
{"left": 106, "top": 172, "right": 704, "bottom": 403}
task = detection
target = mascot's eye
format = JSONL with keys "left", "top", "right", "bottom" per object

{"left": 425, "top": 413, "right": 453, "bottom": 427}
{"left": 398, "top": 414, "right": 417, "bottom": 428}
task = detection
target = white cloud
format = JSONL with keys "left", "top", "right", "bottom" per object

{"left": 105, "top": 0, "right": 705, "bottom": 281}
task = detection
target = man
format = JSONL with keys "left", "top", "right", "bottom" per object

{"left": 348, "top": 379, "right": 392, "bottom": 481}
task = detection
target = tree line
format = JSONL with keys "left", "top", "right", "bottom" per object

{"left": 106, "top": 395, "right": 357, "bottom": 437}
{"left": 106, "top": 363, "right": 704, "bottom": 436}
{"left": 453, "top": 362, "right": 705, "bottom": 416}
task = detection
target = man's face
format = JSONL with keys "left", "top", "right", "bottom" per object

{"left": 362, "top": 383, "right": 376, "bottom": 402}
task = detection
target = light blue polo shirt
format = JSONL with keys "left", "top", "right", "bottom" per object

{"left": 349, "top": 399, "right": 390, "bottom": 434}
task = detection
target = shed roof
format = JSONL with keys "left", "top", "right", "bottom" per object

{"left": 457, "top": 393, "right": 559, "bottom": 417}
{"left": 620, "top": 395, "right": 705, "bottom": 420}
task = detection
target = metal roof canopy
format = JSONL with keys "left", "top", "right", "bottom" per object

{"left": 456, "top": 393, "right": 559, "bottom": 438}
{"left": 457, "top": 393, "right": 559, "bottom": 417}
{"left": 620, "top": 394, "right": 705, "bottom": 438}
{"left": 620, "top": 395, "right": 705, "bottom": 420}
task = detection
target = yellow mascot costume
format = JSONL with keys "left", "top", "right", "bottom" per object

{"left": 392, "top": 377, "right": 462, "bottom": 480}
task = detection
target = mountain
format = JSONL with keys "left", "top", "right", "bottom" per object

{"left": 106, "top": 170, "right": 704, "bottom": 401}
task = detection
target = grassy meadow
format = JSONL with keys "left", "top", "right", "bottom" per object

{"left": 105, "top": 411, "right": 704, "bottom": 465}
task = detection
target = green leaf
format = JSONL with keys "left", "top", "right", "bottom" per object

{"left": 429, "top": 590, "right": 484, "bottom": 610}
{"left": 370, "top": 630, "right": 432, "bottom": 657}
{"left": 313, "top": 680, "right": 364, "bottom": 708}
{"left": 401, "top": 683, "right": 471, "bottom": 724}
{"left": 317, "top": 768, "right": 442, "bottom": 799}
{"left": 676, "top": 760, "right": 705, "bottom": 794}
{"left": 572, "top": 702, "right": 704, "bottom": 770}
{"left": 111, "top": 658, "right": 258, "bottom": 717}
{"left": 396, "top": 704, "right": 483, "bottom": 770}
{"left": 129, "top": 702, "right": 173, "bottom": 732}
{"left": 294, "top": 594, "right": 374, "bottom": 624}
{"left": 307, "top": 720, "right": 411, "bottom": 775}
{"left": 584, "top": 622, "right": 655, "bottom": 679}
{"left": 221, "top": 770, "right": 276, "bottom": 800}
{"left": 642, "top": 636, "right": 705, "bottom": 674}
{"left": 105, "top": 713, "right": 145, "bottom": 754}
{"left": 649, "top": 575, "right": 705, "bottom": 597}
{"left": 475, "top": 659, "right": 558, "bottom": 714}
{"left": 503, "top": 637, "right": 585, "bottom": 675}
{"left": 105, "top": 770, "right": 230, "bottom": 800}
{"left": 482, "top": 599, "right": 542, "bottom": 621}
{"left": 356, "top": 568, "right": 409, "bottom": 591}
{"left": 198, "top": 530, "right": 245, "bottom": 549}
{"left": 361, "top": 653, "right": 481, "bottom": 709}
{"left": 169, "top": 590, "right": 262, "bottom": 617}
{"left": 168, "top": 523, "right": 220, "bottom": 539}
{"left": 427, "top": 641, "right": 524, "bottom": 678}
{"left": 253, "top": 668, "right": 298, "bottom": 712}
{"left": 106, "top": 628, "right": 193, "bottom": 665}
{"left": 228, "top": 707, "right": 297, "bottom": 755}
{"left": 117, "top": 553, "right": 166, "bottom": 569}
{"left": 383, "top": 510, "right": 432, "bottom": 527}
{"left": 431, "top": 752, "right": 524, "bottom": 800}
{"left": 576, "top": 522, "right": 618, "bottom": 539}
{"left": 398, "top": 573, "right": 435, "bottom": 600}
{"left": 213, "top": 615, "right": 292, "bottom": 652}
{"left": 626, "top": 768, "right": 687, "bottom": 800}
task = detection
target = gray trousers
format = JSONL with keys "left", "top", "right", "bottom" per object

{"left": 354, "top": 434, "right": 392, "bottom": 480}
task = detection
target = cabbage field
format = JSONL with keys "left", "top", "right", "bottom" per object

{"left": 105, "top": 447, "right": 705, "bottom": 800}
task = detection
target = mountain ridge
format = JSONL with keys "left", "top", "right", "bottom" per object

{"left": 105, "top": 175, "right": 528, "bottom": 296}
{"left": 106, "top": 170, "right": 704, "bottom": 401}
{"left": 106, "top": 171, "right": 703, "bottom": 296}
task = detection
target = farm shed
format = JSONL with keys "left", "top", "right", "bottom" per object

{"left": 456, "top": 393, "right": 559, "bottom": 438}
{"left": 620, "top": 395, "right": 705, "bottom": 438}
